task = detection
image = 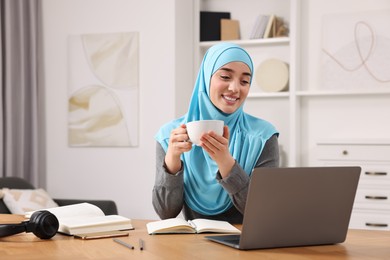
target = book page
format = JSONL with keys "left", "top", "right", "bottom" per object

{"left": 146, "top": 218, "right": 195, "bottom": 234}
{"left": 60, "top": 215, "right": 130, "bottom": 228}
{"left": 190, "top": 219, "right": 241, "bottom": 234}
{"left": 25, "top": 203, "right": 104, "bottom": 220}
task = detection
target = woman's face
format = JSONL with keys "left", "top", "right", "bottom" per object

{"left": 209, "top": 61, "right": 251, "bottom": 114}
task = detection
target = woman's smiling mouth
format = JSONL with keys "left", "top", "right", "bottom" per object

{"left": 222, "top": 95, "right": 239, "bottom": 104}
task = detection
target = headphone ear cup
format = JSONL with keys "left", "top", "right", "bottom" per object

{"left": 29, "top": 210, "right": 59, "bottom": 239}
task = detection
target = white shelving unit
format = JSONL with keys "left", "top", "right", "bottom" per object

{"left": 194, "top": 0, "right": 300, "bottom": 166}
{"left": 193, "top": 0, "right": 390, "bottom": 168}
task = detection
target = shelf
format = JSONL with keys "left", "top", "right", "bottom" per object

{"left": 199, "top": 37, "right": 290, "bottom": 48}
{"left": 248, "top": 92, "right": 289, "bottom": 98}
{"left": 316, "top": 138, "right": 390, "bottom": 145}
{"left": 248, "top": 89, "right": 390, "bottom": 98}
{"left": 296, "top": 89, "right": 390, "bottom": 97}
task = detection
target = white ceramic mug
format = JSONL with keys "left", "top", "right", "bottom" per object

{"left": 186, "top": 120, "right": 224, "bottom": 146}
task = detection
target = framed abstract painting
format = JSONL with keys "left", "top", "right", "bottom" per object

{"left": 68, "top": 32, "right": 139, "bottom": 147}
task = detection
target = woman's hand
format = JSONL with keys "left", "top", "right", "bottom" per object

{"left": 165, "top": 124, "right": 193, "bottom": 174}
{"left": 200, "top": 125, "right": 235, "bottom": 178}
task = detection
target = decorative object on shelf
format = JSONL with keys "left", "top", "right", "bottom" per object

{"left": 200, "top": 11, "right": 231, "bottom": 41}
{"left": 255, "top": 58, "right": 289, "bottom": 92}
{"left": 220, "top": 19, "right": 240, "bottom": 40}
{"left": 272, "top": 16, "right": 289, "bottom": 37}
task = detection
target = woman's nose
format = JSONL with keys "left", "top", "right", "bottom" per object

{"left": 228, "top": 80, "right": 239, "bottom": 92}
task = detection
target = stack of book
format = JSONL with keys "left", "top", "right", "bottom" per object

{"left": 249, "top": 14, "right": 288, "bottom": 39}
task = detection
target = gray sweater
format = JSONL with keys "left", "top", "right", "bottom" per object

{"left": 152, "top": 134, "right": 279, "bottom": 223}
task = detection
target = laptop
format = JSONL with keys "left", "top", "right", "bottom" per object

{"left": 205, "top": 166, "right": 361, "bottom": 250}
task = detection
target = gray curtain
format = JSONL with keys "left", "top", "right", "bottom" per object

{"left": 0, "top": 0, "right": 45, "bottom": 188}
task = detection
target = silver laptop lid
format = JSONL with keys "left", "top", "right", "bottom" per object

{"left": 239, "top": 166, "right": 361, "bottom": 249}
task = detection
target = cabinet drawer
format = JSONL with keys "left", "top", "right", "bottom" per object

{"left": 349, "top": 210, "right": 390, "bottom": 230}
{"left": 359, "top": 165, "right": 390, "bottom": 185}
{"left": 316, "top": 144, "right": 390, "bottom": 162}
{"left": 354, "top": 188, "right": 390, "bottom": 210}
{"left": 318, "top": 162, "right": 390, "bottom": 186}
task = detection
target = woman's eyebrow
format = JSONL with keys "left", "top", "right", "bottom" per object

{"left": 219, "top": 67, "right": 234, "bottom": 73}
{"left": 219, "top": 67, "right": 252, "bottom": 77}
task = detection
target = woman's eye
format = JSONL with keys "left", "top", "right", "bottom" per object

{"left": 220, "top": 75, "right": 230, "bottom": 80}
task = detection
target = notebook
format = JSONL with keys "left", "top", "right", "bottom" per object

{"left": 205, "top": 166, "right": 361, "bottom": 250}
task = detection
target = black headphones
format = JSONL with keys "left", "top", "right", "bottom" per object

{"left": 0, "top": 210, "right": 59, "bottom": 239}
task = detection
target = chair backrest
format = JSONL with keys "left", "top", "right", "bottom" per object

{"left": 0, "top": 177, "right": 36, "bottom": 213}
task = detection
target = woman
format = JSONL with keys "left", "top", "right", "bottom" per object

{"left": 153, "top": 42, "right": 279, "bottom": 223}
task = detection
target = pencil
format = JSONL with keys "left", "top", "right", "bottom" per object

{"left": 113, "top": 238, "right": 134, "bottom": 250}
{"left": 139, "top": 238, "right": 145, "bottom": 250}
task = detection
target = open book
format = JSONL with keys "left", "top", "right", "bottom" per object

{"left": 25, "top": 203, "right": 133, "bottom": 235}
{"left": 146, "top": 218, "right": 241, "bottom": 235}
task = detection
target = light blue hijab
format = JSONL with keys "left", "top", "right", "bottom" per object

{"left": 155, "top": 42, "right": 278, "bottom": 215}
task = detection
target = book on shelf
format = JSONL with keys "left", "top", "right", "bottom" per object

{"left": 220, "top": 18, "right": 240, "bottom": 40}
{"left": 263, "top": 14, "right": 276, "bottom": 38}
{"left": 249, "top": 14, "right": 269, "bottom": 39}
{"left": 25, "top": 202, "right": 133, "bottom": 235}
{"left": 146, "top": 218, "right": 241, "bottom": 235}
{"left": 200, "top": 11, "right": 231, "bottom": 41}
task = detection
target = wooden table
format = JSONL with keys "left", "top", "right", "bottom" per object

{"left": 1, "top": 214, "right": 389, "bottom": 259}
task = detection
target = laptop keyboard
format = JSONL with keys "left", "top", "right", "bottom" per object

{"left": 218, "top": 235, "right": 240, "bottom": 244}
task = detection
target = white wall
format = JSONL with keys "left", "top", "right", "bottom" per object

{"left": 300, "top": 0, "right": 390, "bottom": 165}
{"left": 41, "top": 0, "right": 193, "bottom": 219}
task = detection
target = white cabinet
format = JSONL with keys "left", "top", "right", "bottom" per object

{"left": 315, "top": 140, "right": 390, "bottom": 230}
{"left": 193, "top": 0, "right": 300, "bottom": 166}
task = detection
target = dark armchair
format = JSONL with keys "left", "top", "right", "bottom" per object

{"left": 0, "top": 177, "right": 118, "bottom": 215}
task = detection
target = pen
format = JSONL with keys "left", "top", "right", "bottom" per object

{"left": 113, "top": 238, "right": 134, "bottom": 250}
{"left": 139, "top": 238, "right": 145, "bottom": 250}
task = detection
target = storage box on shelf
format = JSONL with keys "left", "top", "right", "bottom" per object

{"left": 315, "top": 139, "right": 390, "bottom": 230}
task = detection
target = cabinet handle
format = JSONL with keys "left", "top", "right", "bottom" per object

{"left": 365, "top": 171, "right": 387, "bottom": 176}
{"left": 365, "top": 195, "right": 388, "bottom": 200}
{"left": 365, "top": 223, "right": 388, "bottom": 228}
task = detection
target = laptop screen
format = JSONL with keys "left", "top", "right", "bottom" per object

{"left": 206, "top": 166, "right": 361, "bottom": 250}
